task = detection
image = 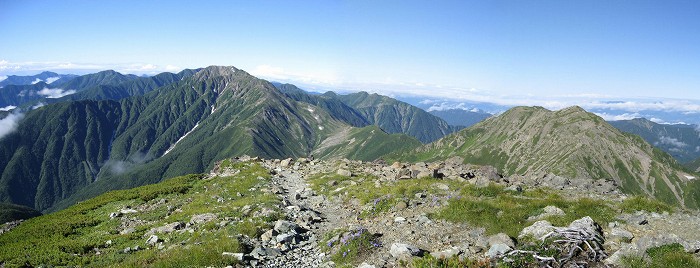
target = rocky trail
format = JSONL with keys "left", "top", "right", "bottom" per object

{"left": 225, "top": 157, "right": 700, "bottom": 267}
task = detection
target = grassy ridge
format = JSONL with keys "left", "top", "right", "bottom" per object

{"left": 0, "top": 161, "right": 280, "bottom": 267}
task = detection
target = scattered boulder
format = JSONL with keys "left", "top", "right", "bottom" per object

{"left": 487, "top": 233, "right": 514, "bottom": 248}
{"left": 146, "top": 235, "right": 160, "bottom": 246}
{"left": 528, "top": 205, "right": 565, "bottom": 221}
{"left": 280, "top": 158, "right": 292, "bottom": 167}
{"left": 190, "top": 213, "right": 218, "bottom": 225}
{"left": 274, "top": 220, "right": 303, "bottom": 234}
{"left": 519, "top": 220, "right": 555, "bottom": 240}
{"left": 487, "top": 243, "right": 511, "bottom": 258}
{"left": 430, "top": 246, "right": 461, "bottom": 259}
{"left": 336, "top": 169, "right": 352, "bottom": 177}
{"left": 609, "top": 227, "right": 634, "bottom": 243}
{"left": 358, "top": 262, "right": 376, "bottom": 268}
{"left": 222, "top": 252, "right": 244, "bottom": 261}
{"left": 146, "top": 222, "right": 184, "bottom": 235}
{"left": 390, "top": 243, "right": 425, "bottom": 259}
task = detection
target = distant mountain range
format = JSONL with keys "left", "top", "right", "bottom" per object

{"left": 428, "top": 109, "right": 491, "bottom": 127}
{"left": 1, "top": 66, "right": 700, "bottom": 213}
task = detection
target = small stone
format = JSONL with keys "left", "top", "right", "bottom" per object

{"left": 504, "top": 184, "right": 523, "bottom": 192}
{"left": 487, "top": 233, "right": 514, "bottom": 248}
{"left": 120, "top": 208, "right": 138, "bottom": 214}
{"left": 358, "top": 262, "right": 376, "bottom": 268}
{"left": 394, "top": 217, "right": 407, "bottom": 223}
{"left": 123, "top": 247, "right": 131, "bottom": 254}
{"left": 222, "top": 252, "right": 245, "bottom": 261}
{"left": 390, "top": 243, "right": 424, "bottom": 259}
{"left": 280, "top": 158, "right": 292, "bottom": 167}
{"left": 416, "top": 215, "right": 433, "bottom": 225}
{"left": 276, "top": 233, "right": 295, "bottom": 244}
{"left": 261, "top": 229, "right": 274, "bottom": 242}
{"left": 430, "top": 246, "right": 461, "bottom": 259}
{"left": 274, "top": 220, "right": 302, "bottom": 234}
{"left": 486, "top": 243, "right": 511, "bottom": 258}
{"left": 415, "top": 192, "right": 426, "bottom": 199}
{"left": 109, "top": 212, "right": 122, "bottom": 219}
{"left": 519, "top": 220, "right": 555, "bottom": 240}
{"left": 337, "top": 169, "right": 352, "bottom": 177}
{"left": 190, "top": 213, "right": 217, "bottom": 225}
{"left": 432, "top": 183, "right": 449, "bottom": 191}
{"left": 394, "top": 201, "right": 408, "bottom": 210}
{"left": 146, "top": 235, "right": 160, "bottom": 246}
{"left": 610, "top": 228, "right": 634, "bottom": 243}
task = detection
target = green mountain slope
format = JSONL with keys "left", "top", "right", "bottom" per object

{"left": 312, "top": 125, "right": 421, "bottom": 161}
{"left": 609, "top": 118, "right": 700, "bottom": 163}
{"left": 0, "top": 160, "right": 280, "bottom": 267}
{"left": 396, "top": 106, "right": 700, "bottom": 208}
{"left": 273, "top": 83, "right": 369, "bottom": 127}
{"left": 0, "top": 66, "right": 420, "bottom": 212}
{"left": 0, "top": 82, "right": 54, "bottom": 107}
{"left": 334, "top": 91, "right": 459, "bottom": 143}
{"left": 429, "top": 109, "right": 491, "bottom": 127}
{"left": 0, "top": 100, "right": 129, "bottom": 210}
{"left": 0, "top": 202, "right": 41, "bottom": 223}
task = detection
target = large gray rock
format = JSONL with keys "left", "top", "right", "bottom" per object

{"left": 568, "top": 216, "right": 601, "bottom": 236}
{"left": 519, "top": 220, "right": 555, "bottom": 240}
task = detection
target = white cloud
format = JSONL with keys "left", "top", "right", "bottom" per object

{"left": 427, "top": 102, "right": 476, "bottom": 112}
{"left": 0, "top": 112, "right": 24, "bottom": 139}
{"left": 45, "top": 77, "right": 60, "bottom": 84}
{"left": 0, "top": 106, "right": 16, "bottom": 111}
{"left": 165, "top": 65, "right": 180, "bottom": 71}
{"left": 32, "top": 102, "right": 46, "bottom": 109}
{"left": 0, "top": 60, "right": 183, "bottom": 76}
{"left": 593, "top": 112, "right": 643, "bottom": 121}
{"left": 31, "top": 78, "right": 41, "bottom": 84}
{"left": 658, "top": 136, "right": 688, "bottom": 148}
{"left": 0, "top": 75, "right": 7, "bottom": 82}
{"left": 37, "top": 87, "right": 76, "bottom": 98}
{"left": 251, "top": 64, "right": 339, "bottom": 86}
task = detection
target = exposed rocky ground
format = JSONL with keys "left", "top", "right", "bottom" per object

{"left": 216, "top": 156, "right": 700, "bottom": 267}
{"left": 4, "top": 156, "right": 700, "bottom": 267}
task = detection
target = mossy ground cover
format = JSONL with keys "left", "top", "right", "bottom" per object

{"left": 621, "top": 243, "right": 700, "bottom": 268}
{"left": 308, "top": 171, "right": 464, "bottom": 218}
{"left": 0, "top": 161, "right": 280, "bottom": 267}
{"left": 433, "top": 184, "right": 617, "bottom": 237}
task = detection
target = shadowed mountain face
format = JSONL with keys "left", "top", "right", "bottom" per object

{"left": 609, "top": 118, "right": 700, "bottom": 164}
{"left": 333, "top": 91, "right": 460, "bottom": 143}
{"left": 398, "top": 106, "right": 700, "bottom": 208}
{"left": 0, "top": 66, "right": 427, "bottom": 211}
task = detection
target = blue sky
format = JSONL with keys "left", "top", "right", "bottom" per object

{"left": 1, "top": 0, "right": 699, "bottom": 104}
